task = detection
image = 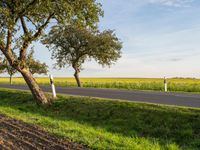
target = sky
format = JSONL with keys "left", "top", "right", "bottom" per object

{"left": 4, "top": 0, "right": 200, "bottom": 78}
{"left": 88, "top": 0, "right": 200, "bottom": 78}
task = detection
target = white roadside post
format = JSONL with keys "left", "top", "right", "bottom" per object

{"left": 49, "top": 75, "right": 57, "bottom": 98}
{"left": 164, "top": 77, "right": 167, "bottom": 92}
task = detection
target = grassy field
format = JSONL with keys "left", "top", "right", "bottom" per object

{"left": 1, "top": 77, "right": 200, "bottom": 93}
{"left": 0, "top": 88, "right": 199, "bottom": 149}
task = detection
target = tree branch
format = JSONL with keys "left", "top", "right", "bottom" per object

{"left": 20, "top": 17, "right": 29, "bottom": 34}
{"left": 19, "top": 17, "right": 30, "bottom": 61}
{"left": 19, "top": 13, "right": 54, "bottom": 61}
{"left": 0, "top": 45, "right": 16, "bottom": 67}
{"left": 0, "top": 42, "right": 5, "bottom": 51}
{"left": 32, "top": 13, "right": 54, "bottom": 40}
{"left": 19, "top": 41, "right": 30, "bottom": 61}
{"left": 6, "top": 29, "right": 12, "bottom": 51}
{"left": 25, "top": 16, "right": 38, "bottom": 29}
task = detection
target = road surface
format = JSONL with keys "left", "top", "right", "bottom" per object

{"left": 0, "top": 84, "right": 200, "bottom": 108}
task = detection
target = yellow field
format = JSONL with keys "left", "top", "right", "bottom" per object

{"left": 0, "top": 77, "right": 200, "bottom": 93}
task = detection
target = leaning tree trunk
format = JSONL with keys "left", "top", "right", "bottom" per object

{"left": 73, "top": 68, "right": 82, "bottom": 87}
{"left": 20, "top": 69, "right": 50, "bottom": 105}
{"left": 9, "top": 75, "right": 12, "bottom": 85}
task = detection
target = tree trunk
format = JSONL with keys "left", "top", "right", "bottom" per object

{"left": 20, "top": 69, "right": 50, "bottom": 105}
{"left": 9, "top": 75, "right": 12, "bottom": 85}
{"left": 73, "top": 68, "right": 82, "bottom": 87}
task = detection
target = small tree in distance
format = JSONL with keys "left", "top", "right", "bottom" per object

{"left": 0, "top": 50, "right": 48, "bottom": 84}
{"left": 44, "top": 25, "right": 122, "bottom": 87}
{"left": 0, "top": 59, "right": 17, "bottom": 84}
{"left": 0, "top": 53, "right": 18, "bottom": 84}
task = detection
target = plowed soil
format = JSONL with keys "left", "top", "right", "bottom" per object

{"left": 0, "top": 114, "right": 89, "bottom": 150}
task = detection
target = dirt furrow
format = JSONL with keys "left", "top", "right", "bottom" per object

{"left": 0, "top": 129, "right": 38, "bottom": 150}
{"left": 2, "top": 118, "right": 70, "bottom": 147}
{"left": 1, "top": 120, "right": 64, "bottom": 148}
{"left": 0, "top": 115, "right": 71, "bottom": 142}
{"left": 1, "top": 119, "right": 85, "bottom": 149}
{"left": 0, "top": 114, "right": 89, "bottom": 150}
{"left": 0, "top": 122, "right": 48, "bottom": 149}
{"left": 0, "top": 138, "right": 13, "bottom": 150}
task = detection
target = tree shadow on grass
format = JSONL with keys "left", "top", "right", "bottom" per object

{"left": 0, "top": 89, "right": 200, "bottom": 149}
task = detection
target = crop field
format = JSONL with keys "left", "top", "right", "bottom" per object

{"left": 1, "top": 77, "right": 200, "bottom": 93}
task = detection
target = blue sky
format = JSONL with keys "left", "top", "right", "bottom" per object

{"left": 92, "top": 0, "right": 200, "bottom": 78}
{"left": 12, "top": 0, "right": 200, "bottom": 78}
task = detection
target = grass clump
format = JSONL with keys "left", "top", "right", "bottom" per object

{"left": 0, "top": 88, "right": 199, "bottom": 149}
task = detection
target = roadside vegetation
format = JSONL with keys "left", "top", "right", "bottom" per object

{"left": 1, "top": 77, "right": 200, "bottom": 93}
{"left": 0, "top": 88, "right": 199, "bottom": 150}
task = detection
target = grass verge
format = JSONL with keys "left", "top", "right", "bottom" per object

{"left": 0, "top": 88, "right": 199, "bottom": 149}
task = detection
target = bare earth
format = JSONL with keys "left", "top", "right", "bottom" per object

{"left": 0, "top": 114, "right": 88, "bottom": 150}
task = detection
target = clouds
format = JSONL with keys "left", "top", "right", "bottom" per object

{"left": 98, "top": 0, "right": 194, "bottom": 9}
{"left": 148, "top": 0, "right": 193, "bottom": 7}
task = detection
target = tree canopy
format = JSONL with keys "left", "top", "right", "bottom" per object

{"left": 0, "top": 57, "right": 17, "bottom": 84}
{"left": 44, "top": 25, "right": 122, "bottom": 87}
{"left": 0, "top": 59, "right": 17, "bottom": 76}
{"left": 0, "top": 0, "right": 103, "bottom": 104}
{"left": 0, "top": 0, "right": 103, "bottom": 66}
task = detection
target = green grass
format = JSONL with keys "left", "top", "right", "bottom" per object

{"left": 1, "top": 77, "right": 200, "bottom": 93}
{"left": 0, "top": 89, "right": 200, "bottom": 149}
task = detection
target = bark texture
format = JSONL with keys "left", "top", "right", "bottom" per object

{"left": 20, "top": 69, "right": 49, "bottom": 105}
{"left": 9, "top": 75, "right": 12, "bottom": 85}
{"left": 73, "top": 67, "right": 82, "bottom": 87}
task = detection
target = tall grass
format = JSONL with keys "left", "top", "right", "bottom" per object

{"left": 1, "top": 77, "right": 200, "bottom": 93}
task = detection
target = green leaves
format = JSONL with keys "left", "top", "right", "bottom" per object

{"left": 44, "top": 24, "right": 122, "bottom": 73}
{"left": 0, "top": 59, "right": 17, "bottom": 76}
{"left": 91, "top": 30, "right": 122, "bottom": 67}
{"left": 0, "top": 0, "right": 103, "bottom": 32}
{"left": 0, "top": 50, "right": 48, "bottom": 76}
{"left": 0, "top": 0, "right": 103, "bottom": 69}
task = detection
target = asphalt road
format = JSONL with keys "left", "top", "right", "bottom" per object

{"left": 0, "top": 84, "right": 200, "bottom": 108}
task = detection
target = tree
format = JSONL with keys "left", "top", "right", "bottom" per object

{"left": 0, "top": 50, "right": 48, "bottom": 84}
{"left": 0, "top": 59, "right": 17, "bottom": 84}
{"left": 0, "top": 0, "right": 103, "bottom": 105}
{"left": 44, "top": 25, "right": 122, "bottom": 87}
{"left": 0, "top": 52, "right": 18, "bottom": 84}
{"left": 0, "top": 57, "right": 4, "bottom": 74}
